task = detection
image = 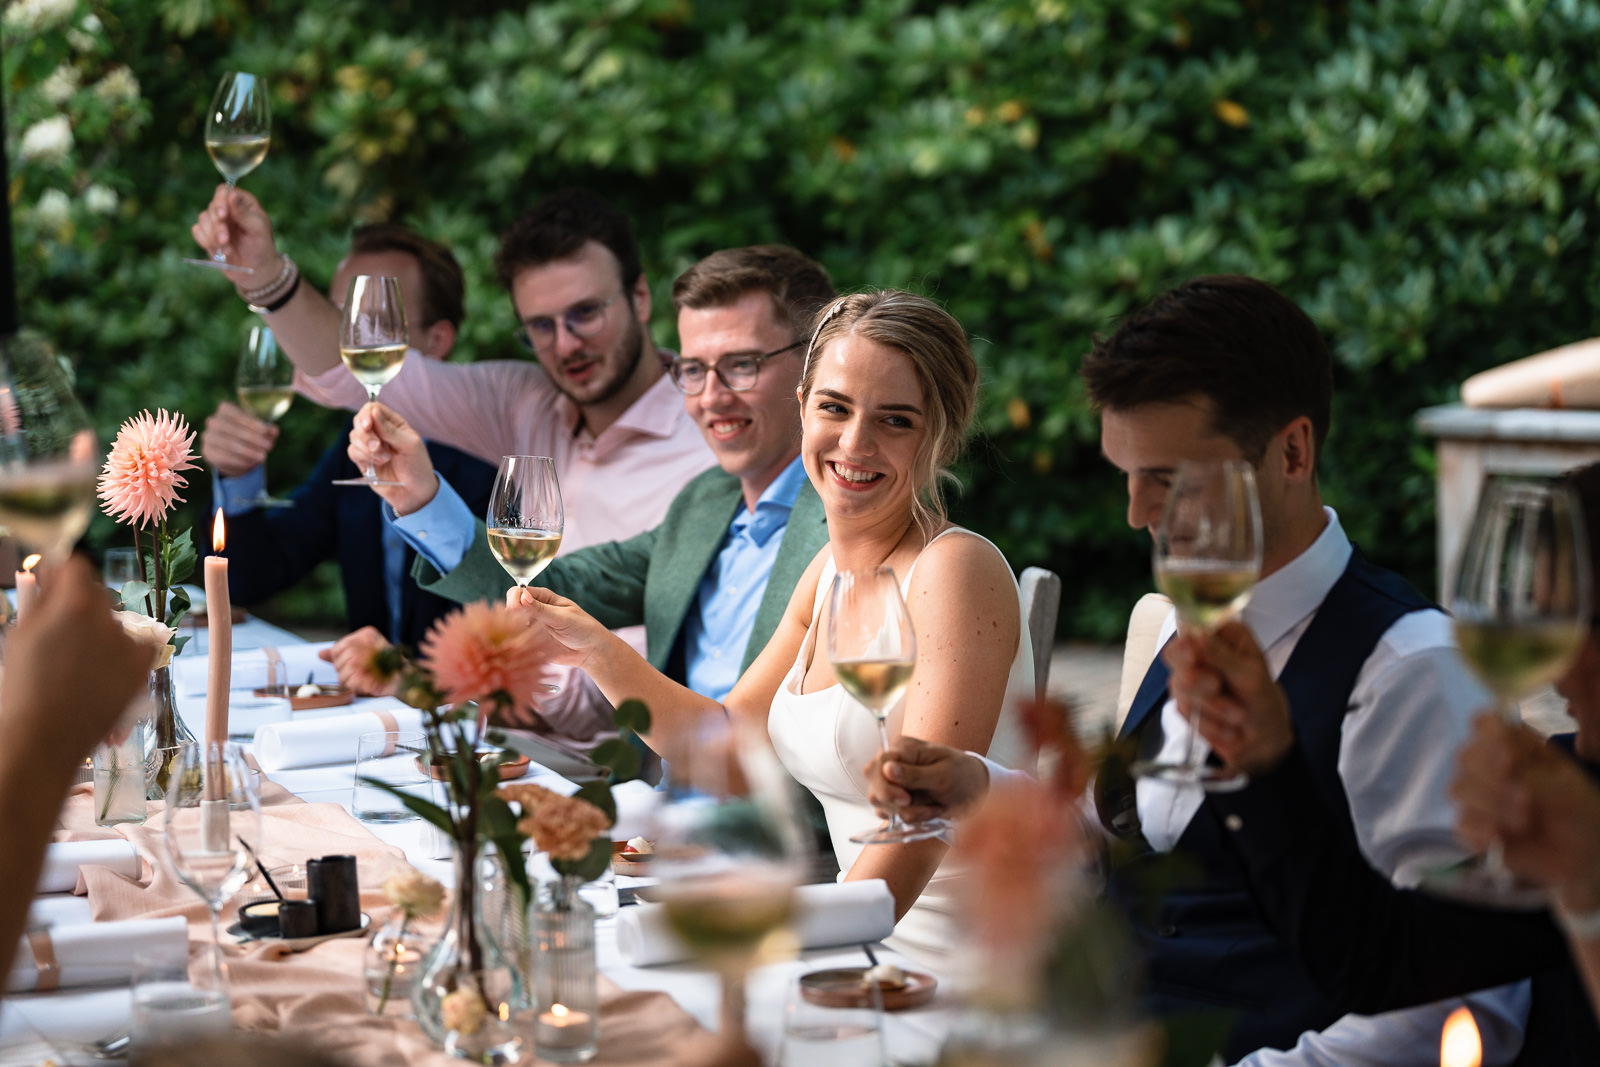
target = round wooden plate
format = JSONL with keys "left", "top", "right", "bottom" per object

{"left": 252, "top": 684, "right": 354, "bottom": 711}
{"left": 416, "top": 751, "right": 532, "bottom": 782}
{"left": 798, "top": 967, "right": 937, "bottom": 1011}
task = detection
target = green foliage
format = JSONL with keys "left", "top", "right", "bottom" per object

{"left": 8, "top": 0, "right": 1600, "bottom": 636}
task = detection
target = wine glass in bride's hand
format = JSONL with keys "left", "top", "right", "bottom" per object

{"left": 1424, "top": 473, "right": 1590, "bottom": 904}
{"left": 332, "top": 275, "right": 408, "bottom": 487}
{"left": 655, "top": 717, "right": 811, "bottom": 1048}
{"left": 183, "top": 72, "right": 270, "bottom": 274}
{"left": 234, "top": 324, "right": 294, "bottom": 508}
{"left": 486, "top": 455, "right": 564, "bottom": 587}
{"left": 831, "top": 565, "right": 950, "bottom": 844}
{"left": 0, "top": 335, "right": 97, "bottom": 569}
{"left": 162, "top": 742, "right": 260, "bottom": 983}
{"left": 1132, "top": 458, "right": 1263, "bottom": 790}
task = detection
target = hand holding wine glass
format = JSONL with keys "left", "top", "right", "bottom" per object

{"left": 332, "top": 275, "right": 408, "bottom": 488}
{"left": 233, "top": 324, "right": 294, "bottom": 508}
{"left": 162, "top": 741, "right": 261, "bottom": 984}
{"left": 1132, "top": 458, "right": 1263, "bottom": 789}
{"left": 486, "top": 456, "right": 563, "bottom": 587}
{"left": 184, "top": 72, "right": 270, "bottom": 274}
{"left": 831, "top": 565, "right": 951, "bottom": 845}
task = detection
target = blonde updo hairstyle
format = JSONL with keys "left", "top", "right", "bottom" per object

{"left": 799, "top": 290, "right": 979, "bottom": 535}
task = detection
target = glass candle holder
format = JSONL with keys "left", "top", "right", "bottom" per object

{"left": 532, "top": 878, "right": 599, "bottom": 1063}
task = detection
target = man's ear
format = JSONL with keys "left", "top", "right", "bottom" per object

{"left": 1278, "top": 415, "right": 1316, "bottom": 484}
{"left": 417, "top": 319, "right": 457, "bottom": 360}
{"left": 630, "top": 272, "right": 652, "bottom": 327}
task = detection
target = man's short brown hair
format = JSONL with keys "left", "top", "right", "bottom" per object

{"left": 349, "top": 223, "right": 465, "bottom": 330}
{"left": 672, "top": 246, "right": 836, "bottom": 341}
{"left": 1081, "top": 274, "right": 1333, "bottom": 465}
{"left": 493, "top": 188, "right": 642, "bottom": 294}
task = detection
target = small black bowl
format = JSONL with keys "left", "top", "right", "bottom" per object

{"left": 238, "top": 899, "right": 283, "bottom": 938}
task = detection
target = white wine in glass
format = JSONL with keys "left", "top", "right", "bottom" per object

{"left": 1424, "top": 473, "right": 1590, "bottom": 903}
{"left": 332, "top": 275, "right": 408, "bottom": 487}
{"left": 486, "top": 455, "right": 563, "bottom": 586}
{"left": 1133, "top": 458, "right": 1263, "bottom": 790}
{"left": 831, "top": 565, "right": 949, "bottom": 845}
{"left": 0, "top": 335, "right": 98, "bottom": 566}
{"left": 185, "top": 72, "right": 270, "bottom": 274}
{"left": 234, "top": 324, "right": 294, "bottom": 508}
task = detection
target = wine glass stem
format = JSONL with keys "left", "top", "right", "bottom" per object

{"left": 718, "top": 967, "right": 747, "bottom": 1045}
{"left": 873, "top": 713, "right": 907, "bottom": 833}
{"left": 207, "top": 902, "right": 228, "bottom": 984}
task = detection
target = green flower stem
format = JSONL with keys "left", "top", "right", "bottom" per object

{"left": 375, "top": 913, "right": 413, "bottom": 1014}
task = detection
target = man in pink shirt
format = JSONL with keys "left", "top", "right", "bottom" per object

{"left": 191, "top": 186, "right": 714, "bottom": 762}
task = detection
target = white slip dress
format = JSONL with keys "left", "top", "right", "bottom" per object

{"left": 766, "top": 527, "right": 1034, "bottom": 969}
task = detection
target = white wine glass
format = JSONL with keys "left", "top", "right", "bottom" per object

{"left": 1131, "top": 458, "right": 1263, "bottom": 790}
{"left": 332, "top": 274, "right": 408, "bottom": 487}
{"left": 0, "top": 334, "right": 98, "bottom": 570}
{"left": 831, "top": 565, "right": 949, "bottom": 845}
{"left": 1424, "top": 473, "right": 1590, "bottom": 903}
{"left": 654, "top": 717, "right": 811, "bottom": 1049}
{"left": 184, "top": 72, "right": 270, "bottom": 274}
{"left": 486, "top": 455, "right": 564, "bottom": 586}
{"left": 234, "top": 324, "right": 294, "bottom": 508}
{"left": 161, "top": 741, "right": 261, "bottom": 984}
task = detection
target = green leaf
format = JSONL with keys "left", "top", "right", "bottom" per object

{"left": 613, "top": 698, "right": 652, "bottom": 735}
{"left": 554, "top": 836, "right": 613, "bottom": 884}
{"left": 590, "top": 737, "right": 640, "bottom": 784}
{"left": 164, "top": 585, "right": 191, "bottom": 630}
{"left": 573, "top": 779, "right": 617, "bottom": 825}
{"left": 118, "top": 580, "right": 151, "bottom": 612}
{"left": 162, "top": 528, "right": 197, "bottom": 589}
{"left": 358, "top": 775, "right": 454, "bottom": 836}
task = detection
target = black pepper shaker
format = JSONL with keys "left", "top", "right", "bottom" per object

{"left": 276, "top": 899, "right": 320, "bottom": 939}
{"left": 307, "top": 854, "right": 361, "bottom": 933}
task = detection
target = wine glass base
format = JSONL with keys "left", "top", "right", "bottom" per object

{"left": 849, "top": 818, "right": 954, "bottom": 845}
{"left": 180, "top": 256, "right": 256, "bottom": 274}
{"left": 1129, "top": 759, "right": 1249, "bottom": 793}
{"left": 331, "top": 476, "right": 405, "bottom": 487}
{"left": 1419, "top": 855, "right": 1548, "bottom": 909}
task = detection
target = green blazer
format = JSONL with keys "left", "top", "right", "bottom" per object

{"left": 413, "top": 466, "right": 830, "bottom": 681}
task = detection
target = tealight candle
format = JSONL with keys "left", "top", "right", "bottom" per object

{"left": 536, "top": 1003, "right": 594, "bottom": 1049}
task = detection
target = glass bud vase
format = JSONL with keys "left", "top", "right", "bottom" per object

{"left": 413, "top": 844, "right": 527, "bottom": 1064}
{"left": 365, "top": 911, "right": 432, "bottom": 1018}
{"left": 532, "top": 875, "right": 599, "bottom": 1064}
{"left": 93, "top": 709, "right": 147, "bottom": 827}
{"left": 143, "top": 665, "right": 194, "bottom": 800}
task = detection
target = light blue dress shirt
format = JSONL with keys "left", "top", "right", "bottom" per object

{"left": 683, "top": 457, "right": 808, "bottom": 702}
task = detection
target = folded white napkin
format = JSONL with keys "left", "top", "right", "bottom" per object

{"left": 615, "top": 878, "right": 896, "bottom": 967}
{"left": 6, "top": 916, "right": 188, "bottom": 993}
{"left": 609, "top": 779, "right": 659, "bottom": 842}
{"left": 173, "top": 643, "right": 340, "bottom": 697}
{"left": 36, "top": 840, "right": 142, "bottom": 894}
{"left": 252, "top": 704, "right": 425, "bottom": 771}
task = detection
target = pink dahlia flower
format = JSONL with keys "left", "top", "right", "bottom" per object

{"left": 97, "top": 409, "right": 199, "bottom": 528}
{"left": 420, "top": 601, "right": 547, "bottom": 713}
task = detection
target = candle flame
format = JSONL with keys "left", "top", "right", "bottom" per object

{"left": 1441, "top": 1006, "right": 1482, "bottom": 1067}
{"left": 21, "top": 554, "right": 40, "bottom": 573}
{"left": 550, "top": 1003, "right": 568, "bottom": 1020}
{"left": 212, "top": 508, "right": 226, "bottom": 553}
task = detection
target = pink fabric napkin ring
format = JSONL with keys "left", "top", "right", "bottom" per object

{"left": 27, "top": 929, "right": 59, "bottom": 992}
{"left": 264, "top": 647, "right": 284, "bottom": 688}
{"left": 376, "top": 710, "right": 400, "bottom": 755}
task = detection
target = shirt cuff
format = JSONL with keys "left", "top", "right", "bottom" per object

{"left": 214, "top": 468, "right": 266, "bottom": 516}
{"left": 388, "top": 474, "right": 474, "bottom": 573}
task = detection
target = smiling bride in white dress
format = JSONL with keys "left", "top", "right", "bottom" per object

{"left": 513, "top": 290, "right": 1032, "bottom": 966}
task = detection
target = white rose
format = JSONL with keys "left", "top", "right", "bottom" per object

{"left": 20, "top": 116, "right": 73, "bottom": 165}
{"left": 33, "top": 189, "right": 70, "bottom": 231}
{"left": 113, "top": 609, "right": 177, "bottom": 670}
{"left": 84, "top": 184, "right": 117, "bottom": 215}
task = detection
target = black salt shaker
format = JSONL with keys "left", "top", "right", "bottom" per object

{"left": 307, "top": 854, "right": 361, "bottom": 933}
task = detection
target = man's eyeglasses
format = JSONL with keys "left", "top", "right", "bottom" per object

{"left": 669, "top": 340, "right": 805, "bottom": 395}
{"left": 513, "top": 291, "right": 623, "bottom": 354}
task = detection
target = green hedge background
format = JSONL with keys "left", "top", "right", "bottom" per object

{"left": 6, "top": 0, "right": 1597, "bottom": 638}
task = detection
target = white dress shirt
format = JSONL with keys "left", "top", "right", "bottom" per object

{"left": 1135, "top": 508, "right": 1529, "bottom": 1066}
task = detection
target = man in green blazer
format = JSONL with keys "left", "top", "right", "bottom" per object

{"left": 340, "top": 245, "right": 836, "bottom": 728}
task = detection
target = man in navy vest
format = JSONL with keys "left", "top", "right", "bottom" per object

{"left": 870, "top": 276, "right": 1528, "bottom": 1063}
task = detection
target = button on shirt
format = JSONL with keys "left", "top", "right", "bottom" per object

{"left": 684, "top": 456, "right": 808, "bottom": 702}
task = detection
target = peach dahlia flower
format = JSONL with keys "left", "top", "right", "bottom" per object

{"left": 97, "top": 409, "right": 198, "bottom": 528}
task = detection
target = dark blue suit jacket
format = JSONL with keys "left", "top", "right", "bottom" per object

{"left": 206, "top": 418, "right": 497, "bottom": 649}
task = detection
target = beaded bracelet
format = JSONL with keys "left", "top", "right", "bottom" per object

{"left": 240, "top": 255, "right": 295, "bottom": 303}
{"left": 248, "top": 272, "right": 301, "bottom": 315}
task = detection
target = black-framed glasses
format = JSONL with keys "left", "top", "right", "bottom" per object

{"left": 669, "top": 340, "right": 805, "bottom": 395}
{"left": 513, "top": 291, "right": 623, "bottom": 354}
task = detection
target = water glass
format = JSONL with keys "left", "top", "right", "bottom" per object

{"left": 777, "top": 976, "right": 885, "bottom": 1067}
{"left": 130, "top": 945, "right": 231, "bottom": 1049}
{"left": 104, "top": 547, "right": 141, "bottom": 592}
{"left": 353, "top": 730, "right": 429, "bottom": 823}
{"left": 577, "top": 867, "right": 620, "bottom": 919}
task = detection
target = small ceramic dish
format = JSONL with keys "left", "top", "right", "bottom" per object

{"left": 417, "top": 751, "right": 531, "bottom": 782}
{"left": 227, "top": 911, "right": 371, "bottom": 952}
{"left": 252, "top": 684, "right": 354, "bottom": 711}
{"left": 798, "top": 966, "right": 938, "bottom": 1011}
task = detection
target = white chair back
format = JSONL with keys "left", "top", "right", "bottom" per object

{"left": 1019, "top": 566, "right": 1062, "bottom": 702}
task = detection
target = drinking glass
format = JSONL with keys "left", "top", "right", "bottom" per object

{"left": 777, "top": 975, "right": 885, "bottom": 1067}
{"left": 653, "top": 717, "right": 811, "bottom": 1048}
{"left": 831, "top": 566, "right": 947, "bottom": 845}
{"left": 486, "top": 455, "right": 564, "bottom": 586}
{"left": 1131, "top": 458, "right": 1263, "bottom": 790}
{"left": 234, "top": 324, "right": 294, "bottom": 508}
{"left": 0, "top": 334, "right": 98, "bottom": 568}
{"left": 353, "top": 730, "right": 430, "bottom": 823}
{"left": 162, "top": 742, "right": 261, "bottom": 983}
{"left": 104, "top": 547, "right": 141, "bottom": 591}
{"left": 130, "top": 944, "right": 231, "bottom": 1050}
{"left": 1425, "top": 473, "right": 1590, "bottom": 902}
{"left": 332, "top": 275, "right": 408, "bottom": 487}
{"left": 184, "top": 72, "right": 270, "bottom": 274}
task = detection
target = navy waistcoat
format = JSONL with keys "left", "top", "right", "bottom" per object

{"left": 1107, "top": 547, "right": 1432, "bottom": 1060}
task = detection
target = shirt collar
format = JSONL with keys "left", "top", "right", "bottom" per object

{"left": 731, "top": 455, "right": 808, "bottom": 546}
{"left": 1241, "top": 506, "right": 1350, "bottom": 649}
